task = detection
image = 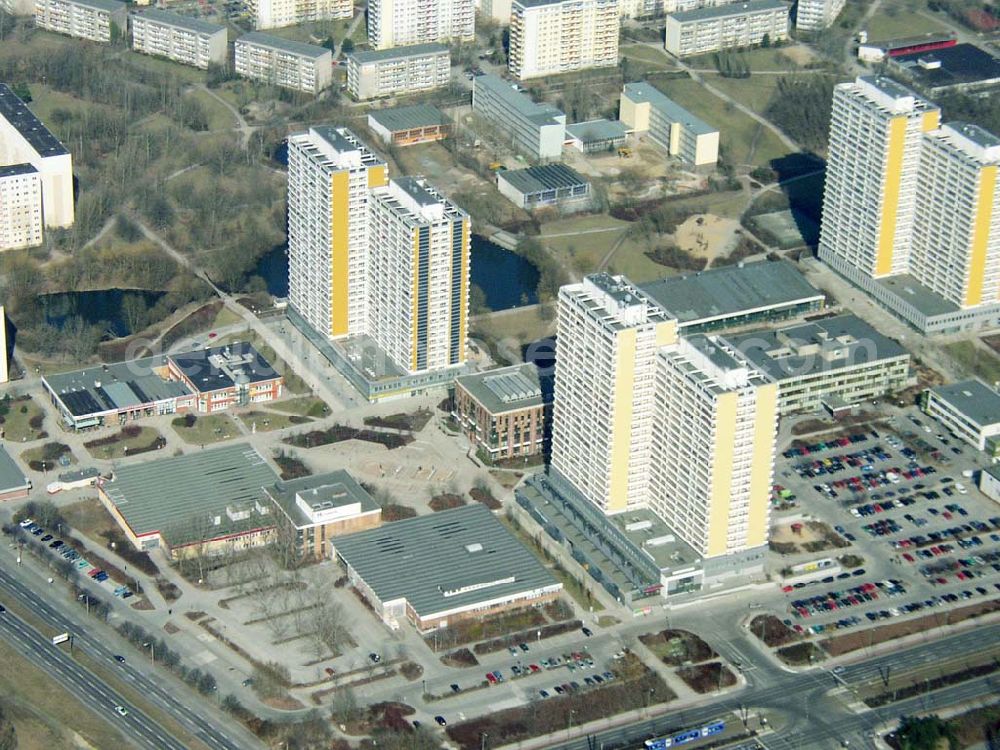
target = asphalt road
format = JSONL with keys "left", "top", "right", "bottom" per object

{"left": 544, "top": 623, "right": 1000, "bottom": 750}
{"left": 0, "top": 565, "right": 263, "bottom": 750}
{"left": 0, "top": 605, "right": 188, "bottom": 750}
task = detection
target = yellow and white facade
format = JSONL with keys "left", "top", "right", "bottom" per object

{"left": 819, "top": 76, "right": 940, "bottom": 280}
{"left": 910, "top": 122, "right": 1000, "bottom": 311}
{"left": 287, "top": 127, "right": 387, "bottom": 340}
{"left": 508, "top": 0, "right": 619, "bottom": 80}
{"left": 650, "top": 336, "right": 776, "bottom": 559}
{"left": 550, "top": 273, "right": 777, "bottom": 562}
{"left": 367, "top": 177, "right": 469, "bottom": 374}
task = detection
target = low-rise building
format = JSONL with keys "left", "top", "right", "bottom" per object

{"left": 130, "top": 9, "right": 228, "bottom": 70}
{"left": 472, "top": 74, "right": 565, "bottom": 160}
{"left": 922, "top": 380, "right": 1000, "bottom": 454}
{"left": 619, "top": 81, "right": 719, "bottom": 167}
{"left": 34, "top": 0, "right": 127, "bottom": 42}
{"left": 639, "top": 260, "right": 825, "bottom": 334}
{"left": 664, "top": 0, "right": 789, "bottom": 58}
{"left": 332, "top": 504, "right": 562, "bottom": 631}
{"left": 235, "top": 32, "right": 332, "bottom": 94}
{"left": 42, "top": 342, "right": 283, "bottom": 430}
{"left": 496, "top": 163, "right": 591, "bottom": 210}
{"left": 565, "top": 118, "right": 628, "bottom": 153}
{"left": 453, "top": 363, "right": 546, "bottom": 463}
{"left": 46, "top": 467, "right": 101, "bottom": 495}
{"left": 977, "top": 465, "right": 1000, "bottom": 504}
{"left": 264, "top": 471, "right": 382, "bottom": 560}
{"left": 0, "top": 446, "right": 31, "bottom": 502}
{"left": 98, "top": 444, "right": 280, "bottom": 558}
{"left": 368, "top": 104, "right": 450, "bottom": 147}
{"left": 724, "top": 315, "right": 912, "bottom": 415}
{"left": 346, "top": 44, "right": 450, "bottom": 101}
{"left": 889, "top": 43, "right": 1000, "bottom": 97}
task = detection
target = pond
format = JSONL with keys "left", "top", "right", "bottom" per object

{"left": 251, "top": 235, "right": 540, "bottom": 311}
{"left": 40, "top": 289, "right": 167, "bottom": 338}
{"left": 470, "top": 235, "right": 539, "bottom": 311}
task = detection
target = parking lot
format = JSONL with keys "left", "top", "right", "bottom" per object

{"left": 771, "top": 407, "right": 1000, "bottom": 640}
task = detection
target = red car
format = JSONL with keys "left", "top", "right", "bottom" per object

{"left": 486, "top": 672, "right": 497, "bottom": 684}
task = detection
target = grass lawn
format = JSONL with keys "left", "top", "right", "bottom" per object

{"left": 707, "top": 75, "right": 782, "bottom": 115}
{"left": 84, "top": 427, "right": 165, "bottom": 460}
{"left": 20, "top": 83, "right": 99, "bottom": 125}
{"left": 606, "top": 236, "right": 678, "bottom": 283}
{"left": 122, "top": 48, "right": 205, "bottom": 84}
{"left": 171, "top": 414, "right": 240, "bottom": 445}
{"left": 62, "top": 498, "right": 120, "bottom": 542}
{"left": 264, "top": 16, "right": 362, "bottom": 44}
{"left": 620, "top": 44, "right": 676, "bottom": 70}
{"left": 269, "top": 396, "right": 331, "bottom": 417}
{"left": 186, "top": 87, "right": 236, "bottom": 131}
{"left": 0, "top": 636, "right": 129, "bottom": 750}
{"left": 471, "top": 305, "right": 556, "bottom": 346}
{"left": 238, "top": 409, "right": 311, "bottom": 432}
{"left": 646, "top": 77, "right": 790, "bottom": 166}
{"left": 22, "top": 443, "right": 77, "bottom": 469}
{"left": 944, "top": 341, "right": 1000, "bottom": 384}
{"left": 865, "top": 9, "right": 947, "bottom": 40}
{"left": 0, "top": 396, "right": 47, "bottom": 442}
{"left": 540, "top": 215, "right": 631, "bottom": 276}
{"left": 211, "top": 305, "right": 243, "bottom": 330}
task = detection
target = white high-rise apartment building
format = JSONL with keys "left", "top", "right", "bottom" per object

{"left": 508, "top": 0, "right": 619, "bottom": 80}
{"left": 794, "top": 0, "right": 845, "bottom": 30}
{"left": 0, "top": 83, "right": 74, "bottom": 249}
{"left": 549, "top": 273, "right": 777, "bottom": 562}
{"left": 649, "top": 335, "right": 776, "bottom": 559}
{"left": 34, "top": 0, "right": 127, "bottom": 42}
{"left": 130, "top": 9, "right": 228, "bottom": 69}
{"left": 234, "top": 33, "right": 333, "bottom": 93}
{"left": 248, "top": 0, "right": 351, "bottom": 30}
{"left": 664, "top": 0, "right": 789, "bottom": 57}
{"left": 0, "top": 165, "right": 43, "bottom": 251}
{"left": 550, "top": 275, "right": 677, "bottom": 515}
{"left": 367, "top": 0, "right": 474, "bottom": 50}
{"left": 368, "top": 177, "right": 470, "bottom": 373}
{"left": 910, "top": 123, "right": 1000, "bottom": 310}
{"left": 819, "top": 76, "right": 940, "bottom": 281}
{"left": 287, "top": 127, "right": 387, "bottom": 340}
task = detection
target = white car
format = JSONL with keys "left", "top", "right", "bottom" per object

{"left": 114, "top": 705, "right": 129, "bottom": 718}
{"left": 955, "top": 483, "right": 968, "bottom": 495}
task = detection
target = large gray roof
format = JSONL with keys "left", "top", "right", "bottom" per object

{"left": 332, "top": 504, "right": 560, "bottom": 619}
{"left": 265, "top": 470, "right": 379, "bottom": 528}
{"left": 102, "top": 444, "right": 278, "bottom": 546}
{"left": 498, "top": 164, "right": 589, "bottom": 196}
{"left": 0, "top": 446, "right": 30, "bottom": 494}
{"left": 369, "top": 104, "right": 448, "bottom": 132}
{"left": 349, "top": 42, "right": 448, "bottom": 64}
{"left": 65, "top": 0, "right": 126, "bottom": 13}
{"left": 0, "top": 84, "right": 69, "bottom": 158}
{"left": 640, "top": 260, "right": 823, "bottom": 326}
{"left": 566, "top": 118, "right": 628, "bottom": 143}
{"left": 474, "top": 74, "right": 564, "bottom": 126}
{"left": 668, "top": 0, "right": 788, "bottom": 23}
{"left": 132, "top": 8, "right": 226, "bottom": 35}
{"left": 455, "top": 363, "right": 545, "bottom": 414}
{"left": 929, "top": 380, "right": 1000, "bottom": 428}
{"left": 238, "top": 32, "right": 331, "bottom": 59}
{"left": 724, "top": 314, "right": 909, "bottom": 382}
{"left": 623, "top": 82, "right": 716, "bottom": 136}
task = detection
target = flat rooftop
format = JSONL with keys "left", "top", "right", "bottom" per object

{"left": 44, "top": 355, "right": 191, "bottom": 418}
{"left": 0, "top": 163, "right": 37, "bottom": 178}
{"left": 623, "top": 82, "right": 717, "bottom": 136}
{"left": 332, "top": 504, "right": 560, "bottom": 619}
{"left": 640, "top": 260, "right": 824, "bottom": 326}
{"left": 369, "top": 104, "right": 448, "bottom": 132}
{"left": 132, "top": 7, "right": 225, "bottom": 34}
{"left": 892, "top": 43, "right": 1000, "bottom": 90}
{"left": 668, "top": 0, "right": 788, "bottom": 23}
{"left": 474, "top": 74, "right": 565, "bottom": 127}
{"left": 929, "top": 380, "right": 1000, "bottom": 428}
{"left": 874, "top": 274, "right": 959, "bottom": 318}
{"left": 170, "top": 342, "right": 279, "bottom": 393}
{"left": 349, "top": 42, "right": 448, "bottom": 64}
{"left": 237, "top": 32, "right": 330, "bottom": 58}
{"left": 455, "top": 363, "right": 545, "bottom": 414}
{"left": 65, "top": 0, "right": 126, "bottom": 12}
{"left": 499, "top": 164, "right": 589, "bottom": 196}
{"left": 0, "top": 83, "right": 69, "bottom": 158}
{"left": 0, "top": 446, "right": 30, "bottom": 493}
{"left": 611, "top": 508, "right": 701, "bottom": 575}
{"left": 725, "top": 314, "right": 909, "bottom": 382}
{"left": 265, "top": 470, "right": 379, "bottom": 527}
{"left": 566, "top": 119, "right": 628, "bottom": 143}
{"left": 102, "top": 444, "right": 278, "bottom": 546}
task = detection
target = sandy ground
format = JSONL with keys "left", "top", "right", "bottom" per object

{"left": 779, "top": 44, "right": 818, "bottom": 66}
{"left": 674, "top": 213, "right": 740, "bottom": 260}
{"left": 770, "top": 521, "right": 824, "bottom": 545}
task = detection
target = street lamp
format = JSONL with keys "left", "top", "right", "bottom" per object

{"left": 142, "top": 641, "right": 154, "bottom": 665}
